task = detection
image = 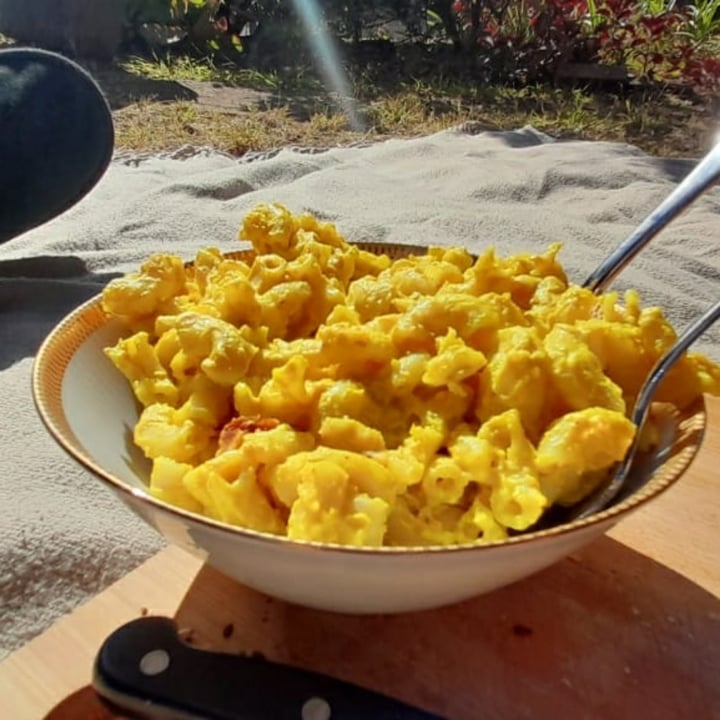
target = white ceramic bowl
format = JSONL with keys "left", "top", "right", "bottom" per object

{"left": 32, "top": 246, "right": 707, "bottom": 614}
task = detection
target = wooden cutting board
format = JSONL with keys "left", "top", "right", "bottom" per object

{"left": 2, "top": 396, "right": 720, "bottom": 720}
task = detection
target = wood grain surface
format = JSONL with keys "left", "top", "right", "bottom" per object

{"left": 2, "top": 396, "right": 719, "bottom": 720}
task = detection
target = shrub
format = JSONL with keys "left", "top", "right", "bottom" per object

{"left": 450, "top": 0, "right": 720, "bottom": 91}
{"left": 123, "top": 0, "right": 720, "bottom": 92}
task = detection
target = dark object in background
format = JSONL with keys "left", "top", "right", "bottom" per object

{"left": 210, "top": 0, "right": 261, "bottom": 38}
{"left": 0, "top": 48, "right": 114, "bottom": 243}
{"left": 0, "top": 0, "right": 126, "bottom": 61}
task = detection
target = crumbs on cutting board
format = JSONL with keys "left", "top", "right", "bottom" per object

{"left": 222, "top": 623, "right": 234, "bottom": 639}
{"left": 512, "top": 623, "right": 534, "bottom": 637}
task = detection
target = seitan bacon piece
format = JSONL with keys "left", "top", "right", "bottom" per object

{"left": 217, "top": 415, "right": 280, "bottom": 454}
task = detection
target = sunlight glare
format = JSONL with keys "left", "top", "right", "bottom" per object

{"left": 288, "top": 0, "right": 364, "bottom": 132}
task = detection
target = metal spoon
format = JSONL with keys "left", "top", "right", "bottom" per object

{"left": 537, "top": 142, "right": 720, "bottom": 524}
{"left": 583, "top": 139, "right": 720, "bottom": 292}
{"left": 568, "top": 298, "right": 720, "bottom": 521}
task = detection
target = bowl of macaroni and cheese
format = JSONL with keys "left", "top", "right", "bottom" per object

{"left": 33, "top": 203, "right": 718, "bottom": 613}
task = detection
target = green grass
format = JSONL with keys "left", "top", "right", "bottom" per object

{"left": 112, "top": 51, "right": 716, "bottom": 159}
{"left": 120, "top": 54, "right": 324, "bottom": 94}
{"left": 121, "top": 55, "right": 234, "bottom": 82}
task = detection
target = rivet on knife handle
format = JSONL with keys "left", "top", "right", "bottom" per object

{"left": 93, "top": 616, "right": 446, "bottom": 720}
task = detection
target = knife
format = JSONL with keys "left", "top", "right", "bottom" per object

{"left": 93, "top": 616, "right": 446, "bottom": 719}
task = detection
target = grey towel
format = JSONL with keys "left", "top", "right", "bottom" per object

{"left": 1, "top": 126, "right": 719, "bottom": 656}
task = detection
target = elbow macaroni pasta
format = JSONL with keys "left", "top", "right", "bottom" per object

{"left": 102, "top": 203, "right": 720, "bottom": 547}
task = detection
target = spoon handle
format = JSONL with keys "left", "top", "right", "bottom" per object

{"left": 575, "top": 298, "right": 720, "bottom": 519}
{"left": 631, "top": 300, "right": 720, "bottom": 429}
{"left": 584, "top": 142, "right": 720, "bottom": 293}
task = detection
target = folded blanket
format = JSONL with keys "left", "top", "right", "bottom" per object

{"left": 1, "top": 126, "right": 718, "bottom": 656}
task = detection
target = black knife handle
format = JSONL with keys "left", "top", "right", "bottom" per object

{"left": 93, "top": 616, "right": 446, "bottom": 720}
